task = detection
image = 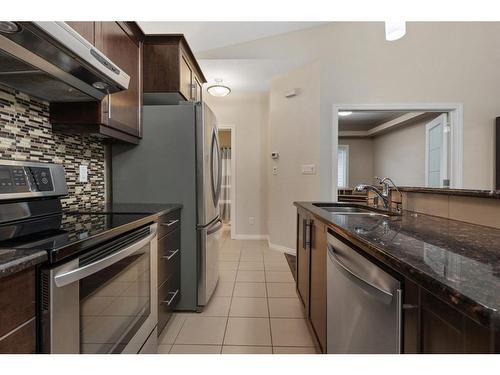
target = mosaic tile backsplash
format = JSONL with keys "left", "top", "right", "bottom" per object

{"left": 0, "top": 87, "right": 106, "bottom": 210}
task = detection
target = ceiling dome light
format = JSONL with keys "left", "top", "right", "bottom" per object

{"left": 207, "top": 79, "right": 231, "bottom": 97}
{"left": 338, "top": 111, "right": 353, "bottom": 117}
{"left": 385, "top": 21, "right": 406, "bottom": 41}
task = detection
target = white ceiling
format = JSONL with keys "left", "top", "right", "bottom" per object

{"left": 137, "top": 22, "right": 327, "bottom": 92}
{"left": 138, "top": 22, "right": 326, "bottom": 53}
{"left": 339, "top": 111, "right": 410, "bottom": 131}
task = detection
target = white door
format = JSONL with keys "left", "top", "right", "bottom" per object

{"left": 425, "top": 114, "right": 449, "bottom": 188}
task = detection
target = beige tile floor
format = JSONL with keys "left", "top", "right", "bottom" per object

{"left": 157, "top": 227, "right": 318, "bottom": 354}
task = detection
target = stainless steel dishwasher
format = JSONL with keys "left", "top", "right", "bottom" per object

{"left": 327, "top": 232, "right": 402, "bottom": 354}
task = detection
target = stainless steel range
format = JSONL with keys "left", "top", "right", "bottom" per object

{"left": 0, "top": 160, "right": 158, "bottom": 354}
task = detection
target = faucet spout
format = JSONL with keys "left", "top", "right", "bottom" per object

{"left": 354, "top": 183, "right": 390, "bottom": 209}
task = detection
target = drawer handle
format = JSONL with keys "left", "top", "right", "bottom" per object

{"left": 161, "top": 219, "right": 179, "bottom": 227}
{"left": 162, "top": 289, "right": 179, "bottom": 306}
{"left": 161, "top": 249, "right": 179, "bottom": 261}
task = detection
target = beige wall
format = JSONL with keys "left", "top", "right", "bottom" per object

{"left": 268, "top": 61, "right": 321, "bottom": 250}
{"left": 205, "top": 91, "right": 269, "bottom": 237}
{"left": 338, "top": 137, "right": 374, "bottom": 188}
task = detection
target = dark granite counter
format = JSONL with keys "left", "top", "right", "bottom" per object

{"left": 398, "top": 186, "right": 500, "bottom": 199}
{"left": 0, "top": 249, "right": 47, "bottom": 279}
{"left": 294, "top": 201, "right": 500, "bottom": 329}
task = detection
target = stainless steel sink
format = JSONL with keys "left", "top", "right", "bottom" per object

{"left": 312, "top": 203, "right": 392, "bottom": 217}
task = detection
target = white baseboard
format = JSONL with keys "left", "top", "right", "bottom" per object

{"left": 267, "top": 237, "right": 296, "bottom": 255}
{"left": 230, "top": 233, "right": 297, "bottom": 255}
{"left": 232, "top": 234, "right": 269, "bottom": 240}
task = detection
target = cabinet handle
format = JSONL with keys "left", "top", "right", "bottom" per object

{"left": 162, "top": 289, "right": 179, "bottom": 306}
{"left": 161, "top": 249, "right": 179, "bottom": 261}
{"left": 108, "top": 94, "right": 112, "bottom": 119}
{"left": 161, "top": 219, "right": 179, "bottom": 227}
{"left": 303, "top": 219, "right": 311, "bottom": 249}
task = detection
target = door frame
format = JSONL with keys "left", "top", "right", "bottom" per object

{"left": 331, "top": 103, "right": 463, "bottom": 200}
{"left": 425, "top": 113, "right": 449, "bottom": 188}
{"left": 217, "top": 124, "right": 236, "bottom": 240}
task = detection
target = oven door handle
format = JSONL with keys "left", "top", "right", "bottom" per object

{"left": 54, "top": 225, "right": 157, "bottom": 287}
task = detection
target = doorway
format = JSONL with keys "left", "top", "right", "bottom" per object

{"left": 217, "top": 125, "right": 236, "bottom": 239}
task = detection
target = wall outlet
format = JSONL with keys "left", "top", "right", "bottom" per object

{"left": 301, "top": 164, "right": 316, "bottom": 175}
{"left": 79, "top": 165, "right": 88, "bottom": 183}
{"left": 249, "top": 216, "right": 255, "bottom": 225}
{"left": 272, "top": 166, "right": 278, "bottom": 175}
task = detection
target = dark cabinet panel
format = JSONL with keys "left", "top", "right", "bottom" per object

{"left": 296, "top": 211, "right": 310, "bottom": 316}
{"left": 143, "top": 35, "right": 206, "bottom": 103}
{"left": 66, "top": 22, "right": 95, "bottom": 45}
{"left": 0, "top": 268, "right": 36, "bottom": 354}
{"left": 310, "top": 219, "right": 327, "bottom": 353}
{"left": 0, "top": 268, "right": 35, "bottom": 338}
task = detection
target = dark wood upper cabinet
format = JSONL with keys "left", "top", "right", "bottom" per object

{"left": 50, "top": 22, "right": 144, "bottom": 144}
{"left": 143, "top": 35, "right": 206, "bottom": 104}
{"left": 65, "top": 22, "right": 95, "bottom": 45}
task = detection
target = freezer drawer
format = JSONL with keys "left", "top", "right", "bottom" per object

{"left": 197, "top": 218, "right": 223, "bottom": 307}
{"left": 327, "top": 233, "right": 402, "bottom": 354}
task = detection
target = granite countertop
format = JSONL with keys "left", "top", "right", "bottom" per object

{"left": 0, "top": 249, "right": 47, "bottom": 279}
{"left": 397, "top": 186, "right": 500, "bottom": 199}
{"left": 295, "top": 201, "right": 500, "bottom": 329}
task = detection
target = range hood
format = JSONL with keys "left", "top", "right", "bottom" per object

{"left": 0, "top": 21, "right": 130, "bottom": 102}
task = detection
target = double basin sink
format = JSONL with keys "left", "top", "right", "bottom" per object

{"left": 313, "top": 203, "right": 398, "bottom": 218}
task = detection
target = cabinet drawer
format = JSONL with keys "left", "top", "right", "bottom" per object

{"left": 158, "top": 228, "right": 181, "bottom": 287}
{"left": 158, "top": 273, "right": 180, "bottom": 335}
{"left": 0, "top": 268, "right": 36, "bottom": 338}
{"left": 0, "top": 318, "right": 36, "bottom": 354}
{"left": 158, "top": 210, "right": 181, "bottom": 239}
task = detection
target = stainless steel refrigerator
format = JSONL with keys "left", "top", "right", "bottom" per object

{"left": 112, "top": 102, "right": 222, "bottom": 311}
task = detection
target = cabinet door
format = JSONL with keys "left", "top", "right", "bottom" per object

{"left": 310, "top": 220, "right": 327, "bottom": 352}
{"left": 97, "top": 22, "right": 141, "bottom": 137}
{"left": 296, "top": 212, "right": 311, "bottom": 316}
{"left": 180, "top": 55, "right": 192, "bottom": 100}
{"left": 193, "top": 75, "right": 202, "bottom": 102}
{"left": 66, "top": 22, "right": 95, "bottom": 45}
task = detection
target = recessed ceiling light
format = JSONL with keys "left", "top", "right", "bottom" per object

{"left": 385, "top": 21, "right": 406, "bottom": 41}
{"left": 207, "top": 78, "right": 231, "bottom": 97}
{"left": 338, "top": 111, "right": 353, "bottom": 117}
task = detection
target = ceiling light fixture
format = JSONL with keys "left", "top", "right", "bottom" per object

{"left": 385, "top": 21, "right": 406, "bottom": 41}
{"left": 338, "top": 111, "right": 353, "bottom": 117}
{"left": 207, "top": 78, "right": 231, "bottom": 97}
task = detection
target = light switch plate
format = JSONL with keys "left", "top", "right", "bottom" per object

{"left": 79, "top": 165, "right": 88, "bottom": 183}
{"left": 302, "top": 164, "right": 316, "bottom": 175}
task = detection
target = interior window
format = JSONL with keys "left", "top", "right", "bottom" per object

{"left": 337, "top": 145, "right": 349, "bottom": 188}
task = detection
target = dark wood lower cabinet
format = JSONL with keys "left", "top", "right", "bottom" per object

{"left": 309, "top": 220, "right": 327, "bottom": 353}
{"left": 0, "top": 268, "right": 37, "bottom": 353}
{"left": 157, "top": 209, "right": 181, "bottom": 336}
{"left": 296, "top": 211, "right": 310, "bottom": 316}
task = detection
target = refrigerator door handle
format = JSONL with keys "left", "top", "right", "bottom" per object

{"left": 207, "top": 219, "right": 223, "bottom": 235}
{"left": 210, "top": 128, "right": 222, "bottom": 207}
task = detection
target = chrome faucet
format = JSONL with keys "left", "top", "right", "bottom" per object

{"left": 354, "top": 183, "right": 390, "bottom": 209}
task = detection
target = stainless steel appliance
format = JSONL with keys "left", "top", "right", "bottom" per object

{"left": 112, "top": 102, "right": 222, "bottom": 310}
{"left": 0, "top": 21, "right": 130, "bottom": 101}
{"left": 0, "top": 160, "right": 159, "bottom": 354}
{"left": 327, "top": 232, "right": 402, "bottom": 353}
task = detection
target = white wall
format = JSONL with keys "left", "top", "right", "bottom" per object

{"left": 204, "top": 91, "right": 269, "bottom": 237}
{"left": 338, "top": 138, "right": 374, "bottom": 188}
{"left": 268, "top": 61, "right": 321, "bottom": 250}
{"left": 201, "top": 22, "right": 500, "bottom": 250}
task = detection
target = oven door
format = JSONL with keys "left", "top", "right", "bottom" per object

{"left": 41, "top": 223, "right": 158, "bottom": 354}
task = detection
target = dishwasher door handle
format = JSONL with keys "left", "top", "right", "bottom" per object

{"left": 328, "top": 244, "right": 394, "bottom": 305}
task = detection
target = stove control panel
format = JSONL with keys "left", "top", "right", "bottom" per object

{"left": 0, "top": 161, "right": 67, "bottom": 199}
